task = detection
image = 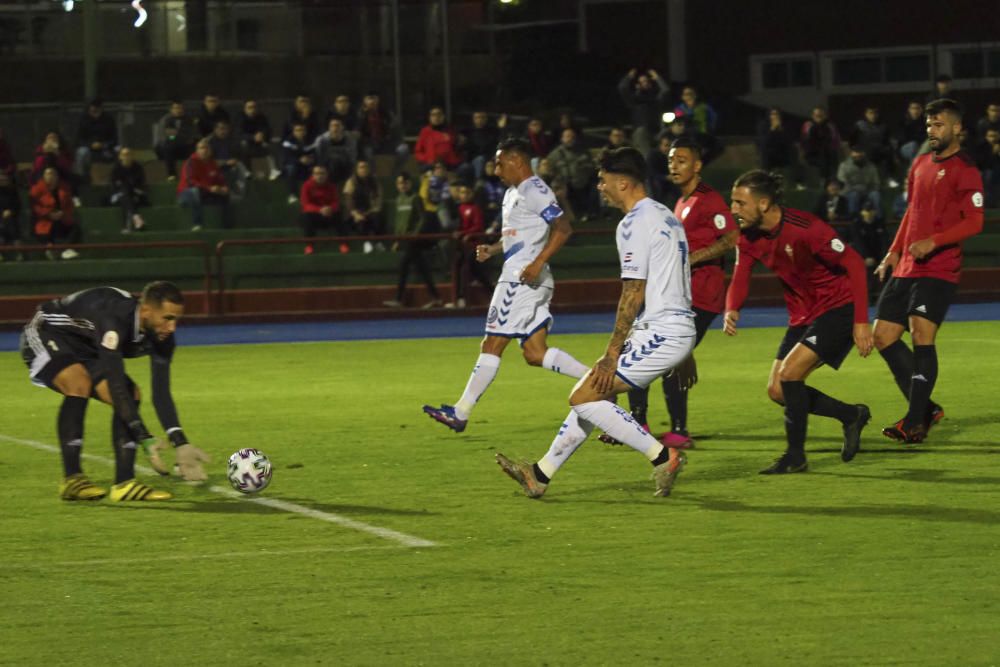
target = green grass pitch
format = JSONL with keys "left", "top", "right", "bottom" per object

{"left": 2, "top": 322, "right": 999, "bottom": 665}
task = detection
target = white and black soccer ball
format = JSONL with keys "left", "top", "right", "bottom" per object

{"left": 227, "top": 448, "right": 272, "bottom": 493}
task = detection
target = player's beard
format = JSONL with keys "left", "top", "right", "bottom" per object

{"left": 930, "top": 135, "right": 952, "bottom": 154}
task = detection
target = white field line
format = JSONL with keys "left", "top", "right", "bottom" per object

{"left": 0, "top": 433, "right": 438, "bottom": 549}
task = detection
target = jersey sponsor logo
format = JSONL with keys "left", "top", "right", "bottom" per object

{"left": 831, "top": 238, "right": 845, "bottom": 253}
{"left": 487, "top": 306, "right": 499, "bottom": 324}
{"left": 539, "top": 203, "right": 563, "bottom": 223}
{"left": 681, "top": 206, "right": 691, "bottom": 220}
{"left": 713, "top": 214, "right": 726, "bottom": 230}
{"left": 101, "top": 330, "right": 120, "bottom": 350}
{"left": 623, "top": 251, "right": 633, "bottom": 263}
{"left": 973, "top": 191, "right": 984, "bottom": 208}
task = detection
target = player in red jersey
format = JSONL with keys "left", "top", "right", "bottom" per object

{"left": 873, "top": 99, "right": 984, "bottom": 443}
{"left": 601, "top": 137, "right": 737, "bottom": 447}
{"left": 725, "top": 170, "right": 874, "bottom": 473}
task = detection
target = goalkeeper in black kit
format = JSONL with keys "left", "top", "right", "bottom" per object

{"left": 19, "top": 281, "right": 209, "bottom": 501}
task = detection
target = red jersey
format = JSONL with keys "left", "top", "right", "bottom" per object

{"left": 413, "top": 124, "right": 462, "bottom": 168}
{"left": 673, "top": 181, "right": 737, "bottom": 313}
{"left": 300, "top": 177, "right": 339, "bottom": 214}
{"left": 177, "top": 154, "right": 225, "bottom": 194}
{"left": 457, "top": 202, "right": 484, "bottom": 236}
{"left": 726, "top": 208, "right": 868, "bottom": 326}
{"left": 891, "top": 151, "right": 984, "bottom": 283}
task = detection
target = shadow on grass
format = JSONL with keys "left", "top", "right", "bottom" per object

{"left": 108, "top": 496, "right": 438, "bottom": 517}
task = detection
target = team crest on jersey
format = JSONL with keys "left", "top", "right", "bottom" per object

{"left": 487, "top": 307, "right": 499, "bottom": 324}
{"left": 713, "top": 214, "right": 726, "bottom": 230}
{"left": 784, "top": 243, "right": 794, "bottom": 258}
{"left": 936, "top": 168, "right": 946, "bottom": 181}
{"left": 830, "top": 238, "right": 845, "bottom": 253}
{"left": 973, "top": 192, "right": 984, "bottom": 208}
{"left": 681, "top": 206, "right": 690, "bottom": 220}
{"left": 101, "top": 331, "right": 119, "bottom": 350}
{"left": 620, "top": 340, "right": 633, "bottom": 356}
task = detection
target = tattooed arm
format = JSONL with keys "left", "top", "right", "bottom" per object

{"left": 589, "top": 278, "right": 646, "bottom": 394}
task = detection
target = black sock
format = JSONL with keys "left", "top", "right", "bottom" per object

{"left": 806, "top": 386, "right": 857, "bottom": 424}
{"left": 905, "top": 345, "right": 938, "bottom": 429}
{"left": 781, "top": 380, "right": 809, "bottom": 455}
{"left": 879, "top": 340, "right": 914, "bottom": 400}
{"left": 650, "top": 447, "right": 671, "bottom": 467}
{"left": 112, "top": 415, "right": 137, "bottom": 483}
{"left": 57, "top": 396, "right": 88, "bottom": 477}
{"left": 663, "top": 373, "right": 688, "bottom": 433}
{"left": 627, "top": 387, "right": 649, "bottom": 426}
{"left": 531, "top": 463, "right": 550, "bottom": 484}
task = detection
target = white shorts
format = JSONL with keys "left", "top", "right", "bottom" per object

{"left": 615, "top": 328, "right": 695, "bottom": 389}
{"left": 484, "top": 281, "right": 553, "bottom": 340}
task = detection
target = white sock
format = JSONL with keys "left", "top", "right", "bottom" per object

{"left": 537, "top": 410, "right": 595, "bottom": 480}
{"left": 454, "top": 353, "right": 501, "bottom": 420}
{"left": 573, "top": 400, "right": 664, "bottom": 461}
{"left": 542, "top": 347, "right": 589, "bottom": 379}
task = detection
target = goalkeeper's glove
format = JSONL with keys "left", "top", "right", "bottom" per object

{"left": 175, "top": 444, "right": 210, "bottom": 482}
{"left": 139, "top": 438, "right": 171, "bottom": 476}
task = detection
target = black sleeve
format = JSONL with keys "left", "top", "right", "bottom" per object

{"left": 97, "top": 323, "right": 150, "bottom": 441}
{"left": 150, "top": 336, "right": 187, "bottom": 446}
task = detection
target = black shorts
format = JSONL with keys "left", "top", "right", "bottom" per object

{"left": 775, "top": 303, "right": 854, "bottom": 370}
{"left": 693, "top": 307, "right": 718, "bottom": 347}
{"left": 20, "top": 323, "right": 105, "bottom": 390}
{"left": 875, "top": 277, "right": 957, "bottom": 327}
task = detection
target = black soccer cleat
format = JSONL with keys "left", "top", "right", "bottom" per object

{"left": 759, "top": 452, "right": 809, "bottom": 475}
{"left": 841, "top": 404, "right": 871, "bottom": 463}
{"left": 882, "top": 418, "right": 927, "bottom": 444}
{"left": 925, "top": 402, "right": 944, "bottom": 433}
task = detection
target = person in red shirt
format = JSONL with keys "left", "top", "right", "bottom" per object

{"left": 177, "top": 139, "right": 229, "bottom": 230}
{"left": 603, "top": 136, "right": 738, "bottom": 448}
{"left": 31, "top": 166, "right": 81, "bottom": 259}
{"left": 873, "top": 98, "right": 984, "bottom": 443}
{"left": 450, "top": 183, "right": 494, "bottom": 307}
{"left": 413, "top": 107, "right": 462, "bottom": 170}
{"left": 725, "top": 170, "right": 874, "bottom": 474}
{"left": 299, "top": 164, "right": 346, "bottom": 255}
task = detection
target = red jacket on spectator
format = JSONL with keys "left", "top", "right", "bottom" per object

{"left": 29, "top": 178, "right": 74, "bottom": 236}
{"left": 177, "top": 153, "right": 226, "bottom": 194}
{"left": 300, "top": 177, "right": 340, "bottom": 214}
{"left": 457, "top": 201, "right": 484, "bottom": 237}
{"left": 414, "top": 124, "right": 462, "bottom": 168}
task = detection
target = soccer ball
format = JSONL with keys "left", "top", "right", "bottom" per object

{"left": 227, "top": 448, "right": 272, "bottom": 493}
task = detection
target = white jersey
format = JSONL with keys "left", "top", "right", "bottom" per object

{"left": 617, "top": 197, "right": 696, "bottom": 332}
{"left": 499, "top": 176, "right": 563, "bottom": 288}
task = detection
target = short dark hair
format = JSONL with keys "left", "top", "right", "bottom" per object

{"left": 89, "top": 98, "right": 103, "bottom": 108}
{"left": 669, "top": 135, "right": 702, "bottom": 161}
{"left": 926, "top": 98, "right": 964, "bottom": 120}
{"left": 599, "top": 147, "right": 647, "bottom": 183}
{"left": 142, "top": 281, "right": 184, "bottom": 307}
{"left": 733, "top": 169, "right": 784, "bottom": 205}
{"left": 936, "top": 74, "right": 953, "bottom": 84}
{"left": 496, "top": 136, "right": 532, "bottom": 161}
{"left": 398, "top": 171, "right": 413, "bottom": 183}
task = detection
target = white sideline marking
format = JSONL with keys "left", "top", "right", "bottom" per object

{"left": 0, "top": 433, "right": 438, "bottom": 549}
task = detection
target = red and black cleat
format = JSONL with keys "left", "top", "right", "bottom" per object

{"left": 882, "top": 418, "right": 927, "bottom": 444}
{"left": 925, "top": 402, "right": 944, "bottom": 433}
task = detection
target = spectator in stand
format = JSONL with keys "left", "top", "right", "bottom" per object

{"left": 357, "top": 93, "right": 406, "bottom": 167}
{"left": 326, "top": 94, "right": 358, "bottom": 134}
{"left": 618, "top": 67, "right": 669, "bottom": 155}
{"left": 852, "top": 200, "right": 885, "bottom": 283}
{"left": 177, "top": 139, "right": 229, "bottom": 231}
{"left": 237, "top": 99, "right": 279, "bottom": 179}
{"left": 30, "top": 166, "right": 79, "bottom": 259}
{"left": 383, "top": 172, "right": 441, "bottom": 309}
{"left": 299, "top": 164, "right": 345, "bottom": 255}
{"left": 674, "top": 85, "right": 718, "bottom": 136}
{"left": 0, "top": 166, "right": 22, "bottom": 260}
{"left": 557, "top": 112, "right": 583, "bottom": 138}
{"left": 926, "top": 74, "right": 953, "bottom": 105}
{"left": 420, "top": 160, "right": 454, "bottom": 230}
{"left": 207, "top": 120, "right": 249, "bottom": 200}
{"left": 109, "top": 147, "right": 148, "bottom": 233}
{"left": 475, "top": 157, "right": 505, "bottom": 231}
{"left": 196, "top": 94, "right": 230, "bottom": 139}
{"left": 973, "top": 127, "right": 1000, "bottom": 207}
{"left": 155, "top": 100, "right": 197, "bottom": 181}
{"left": 547, "top": 126, "right": 596, "bottom": 219}
{"left": 975, "top": 103, "right": 1000, "bottom": 141}
{"left": 604, "top": 126, "right": 630, "bottom": 151}
{"left": 645, "top": 133, "right": 672, "bottom": 207}
{"left": 463, "top": 111, "right": 504, "bottom": 179}
{"left": 73, "top": 98, "right": 118, "bottom": 182}
{"left": 799, "top": 106, "right": 841, "bottom": 183}
{"left": 849, "top": 106, "right": 897, "bottom": 187}
{"left": 812, "top": 177, "right": 850, "bottom": 225}
{"left": 314, "top": 118, "right": 358, "bottom": 184}
{"left": 897, "top": 100, "right": 926, "bottom": 168}
{"left": 756, "top": 108, "right": 802, "bottom": 186}
{"left": 281, "top": 122, "right": 317, "bottom": 204}
{"left": 284, "top": 95, "right": 321, "bottom": 142}
{"left": 449, "top": 183, "right": 494, "bottom": 309}
{"left": 524, "top": 117, "right": 554, "bottom": 170}
{"left": 342, "top": 160, "right": 384, "bottom": 253}
{"left": 32, "top": 131, "right": 79, "bottom": 205}
{"left": 837, "top": 145, "right": 881, "bottom": 217}
{"left": 414, "top": 107, "right": 462, "bottom": 171}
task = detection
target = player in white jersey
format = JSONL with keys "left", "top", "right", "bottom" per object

{"left": 496, "top": 147, "right": 696, "bottom": 498}
{"left": 423, "top": 138, "right": 589, "bottom": 432}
